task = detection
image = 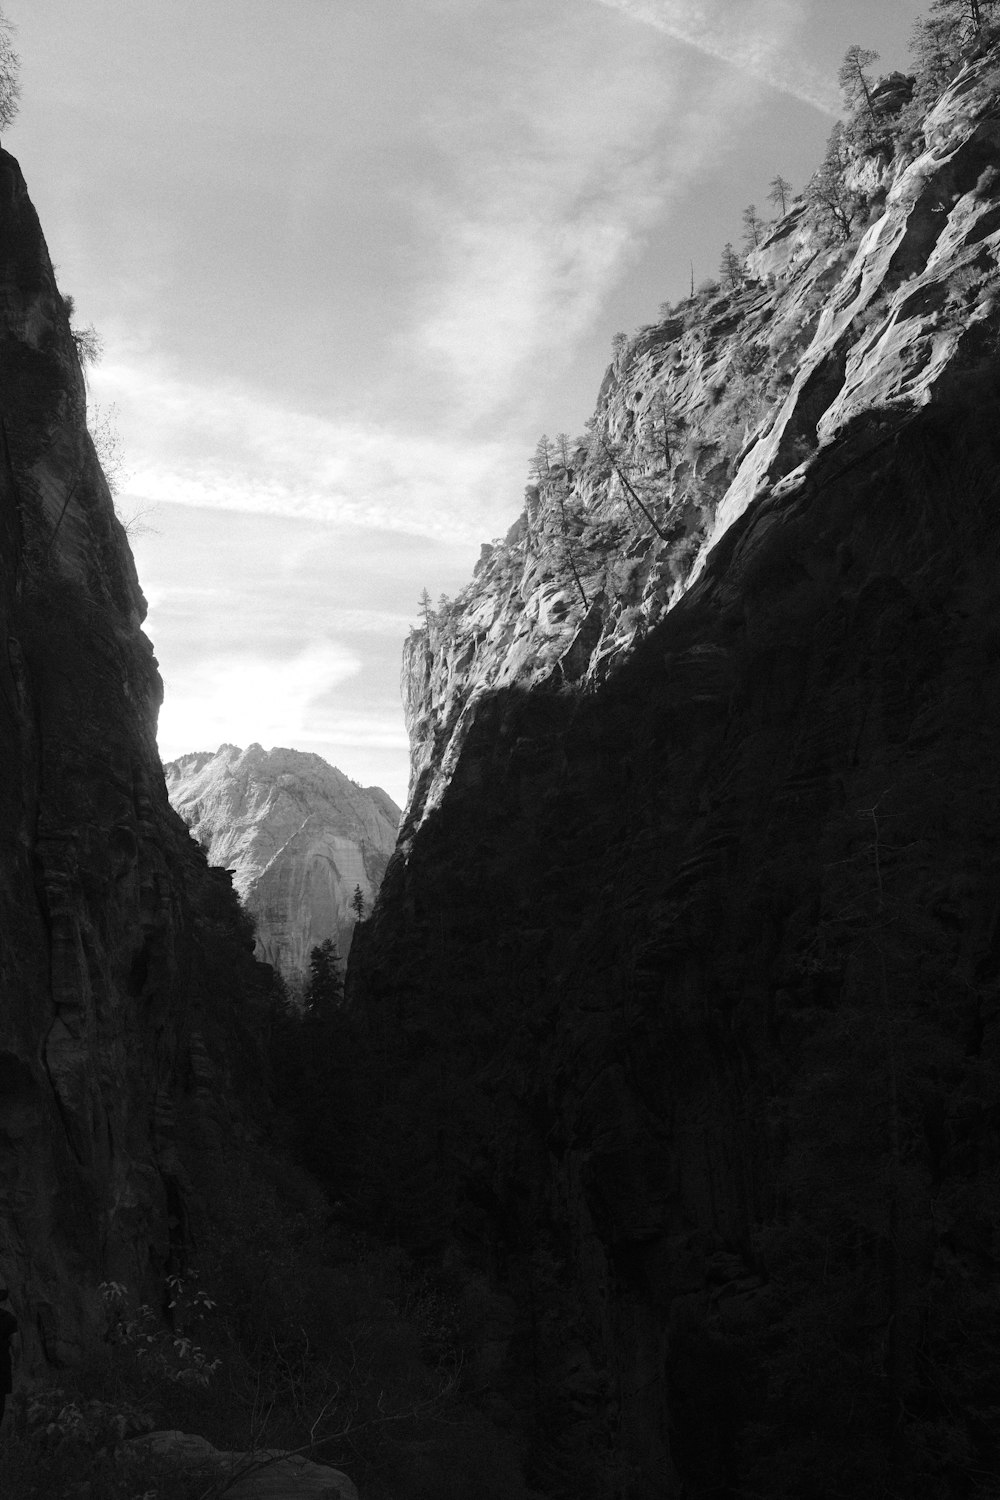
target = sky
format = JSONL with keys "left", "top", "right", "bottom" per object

{"left": 5, "top": 0, "right": 927, "bottom": 809}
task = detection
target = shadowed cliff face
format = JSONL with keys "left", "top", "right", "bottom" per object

{"left": 350, "top": 58, "right": 1000, "bottom": 1500}
{"left": 0, "top": 151, "right": 268, "bottom": 1372}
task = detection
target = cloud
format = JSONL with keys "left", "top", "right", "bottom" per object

{"left": 155, "top": 638, "right": 363, "bottom": 762}
{"left": 591, "top": 0, "right": 840, "bottom": 115}
{"left": 404, "top": 32, "right": 683, "bottom": 423}
{"left": 396, "top": 0, "right": 833, "bottom": 426}
{"left": 91, "top": 360, "right": 513, "bottom": 543}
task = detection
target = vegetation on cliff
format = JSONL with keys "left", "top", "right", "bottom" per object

{"left": 348, "top": 17, "right": 1000, "bottom": 1498}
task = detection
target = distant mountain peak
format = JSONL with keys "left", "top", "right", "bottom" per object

{"left": 164, "top": 744, "right": 400, "bottom": 983}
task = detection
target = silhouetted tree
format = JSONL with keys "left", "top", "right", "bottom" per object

{"left": 352, "top": 885, "right": 366, "bottom": 922}
{"left": 72, "top": 323, "right": 103, "bottom": 371}
{"left": 305, "top": 938, "right": 343, "bottom": 1016}
{"left": 768, "top": 173, "right": 792, "bottom": 216}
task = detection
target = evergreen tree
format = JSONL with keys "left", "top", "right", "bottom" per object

{"left": 305, "top": 938, "right": 343, "bottom": 1016}
{"left": 719, "top": 242, "right": 743, "bottom": 289}
{"left": 352, "top": 884, "right": 366, "bottom": 922}
{"left": 742, "top": 203, "right": 765, "bottom": 251}
{"left": 928, "top": 0, "right": 996, "bottom": 39}
{"left": 911, "top": 0, "right": 998, "bottom": 89}
{"left": 838, "top": 44, "right": 880, "bottom": 139}
{"left": 768, "top": 174, "right": 793, "bottom": 216}
{"left": 647, "top": 392, "right": 684, "bottom": 470}
{"left": 531, "top": 433, "right": 553, "bottom": 480}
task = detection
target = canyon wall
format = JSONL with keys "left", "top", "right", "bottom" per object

{"left": 350, "top": 56, "right": 1000, "bottom": 1498}
{"left": 164, "top": 744, "right": 400, "bottom": 986}
{"left": 0, "top": 150, "right": 269, "bottom": 1374}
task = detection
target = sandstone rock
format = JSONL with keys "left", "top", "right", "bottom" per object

{"left": 164, "top": 744, "right": 400, "bottom": 985}
{"left": 131, "top": 1430, "right": 358, "bottom": 1500}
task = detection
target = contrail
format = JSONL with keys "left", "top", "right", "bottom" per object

{"left": 592, "top": 0, "right": 840, "bottom": 116}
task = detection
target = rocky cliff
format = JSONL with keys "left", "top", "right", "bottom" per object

{"left": 350, "top": 51, "right": 1000, "bottom": 1499}
{"left": 0, "top": 150, "right": 270, "bottom": 1376}
{"left": 164, "top": 744, "right": 400, "bottom": 985}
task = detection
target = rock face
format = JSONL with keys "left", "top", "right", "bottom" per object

{"left": 164, "top": 744, "right": 400, "bottom": 984}
{"left": 350, "top": 55, "right": 1000, "bottom": 1499}
{"left": 401, "top": 51, "right": 1000, "bottom": 838}
{"left": 0, "top": 151, "right": 269, "bottom": 1374}
{"left": 131, "top": 1430, "right": 359, "bottom": 1500}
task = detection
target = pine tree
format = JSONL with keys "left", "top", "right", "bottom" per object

{"left": 586, "top": 419, "right": 671, "bottom": 542}
{"left": 719, "top": 242, "right": 744, "bottom": 290}
{"left": 532, "top": 434, "right": 553, "bottom": 480}
{"left": 555, "top": 432, "right": 572, "bottom": 469}
{"left": 928, "top": 0, "right": 996, "bottom": 38}
{"left": 838, "top": 45, "right": 880, "bottom": 140}
{"left": 647, "top": 392, "right": 684, "bottom": 470}
{"left": 351, "top": 885, "right": 366, "bottom": 922}
{"left": 768, "top": 174, "right": 792, "bottom": 217}
{"left": 305, "top": 938, "right": 343, "bottom": 1016}
{"left": 911, "top": 0, "right": 998, "bottom": 89}
{"left": 418, "top": 588, "right": 433, "bottom": 627}
{"left": 742, "top": 203, "right": 765, "bottom": 251}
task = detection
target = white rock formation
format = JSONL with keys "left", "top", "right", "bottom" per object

{"left": 164, "top": 744, "right": 400, "bottom": 985}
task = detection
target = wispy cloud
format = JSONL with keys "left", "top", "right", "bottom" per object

{"left": 91, "top": 361, "right": 513, "bottom": 543}
{"left": 592, "top": 0, "right": 839, "bottom": 115}
{"left": 405, "top": 32, "right": 683, "bottom": 423}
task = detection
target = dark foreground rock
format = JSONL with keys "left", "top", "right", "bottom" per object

{"left": 0, "top": 148, "right": 270, "bottom": 1373}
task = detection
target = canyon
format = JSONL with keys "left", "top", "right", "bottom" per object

{"left": 0, "top": 30, "right": 999, "bottom": 1500}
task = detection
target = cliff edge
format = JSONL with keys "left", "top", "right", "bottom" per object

{"left": 0, "top": 150, "right": 269, "bottom": 1373}
{"left": 349, "top": 52, "right": 1000, "bottom": 1499}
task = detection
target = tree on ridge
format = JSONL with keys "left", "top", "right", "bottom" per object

{"left": 838, "top": 44, "right": 880, "bottom": 139}
{"left": 768, "top": 174, "right": 792, "bottom": 216}
{"left": 0, "top": 9, "right": 20, "bottom": 134}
